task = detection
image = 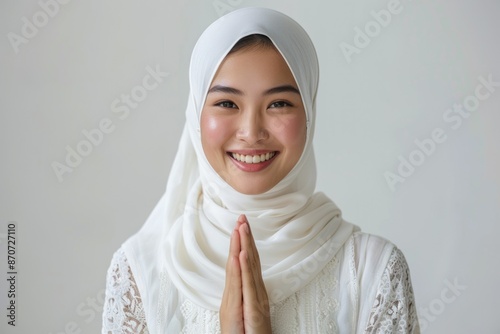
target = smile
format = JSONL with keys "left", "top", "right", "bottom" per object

{"left": 227, "top": 151, "right": 279, "bottom": 172}
{"left": 231, "top": 152, "right": 276, "bottom": 164}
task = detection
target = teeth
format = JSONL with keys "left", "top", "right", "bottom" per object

{"left": 231, "top": 152, "right": 276, "bottom": 164}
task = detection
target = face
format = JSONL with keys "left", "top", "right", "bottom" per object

{"left": 200, "top": 46, "right": 307, "bottom": 195}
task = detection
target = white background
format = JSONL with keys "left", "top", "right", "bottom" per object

{"left": 1, "top": 0, "right": 499, "bottom": 333}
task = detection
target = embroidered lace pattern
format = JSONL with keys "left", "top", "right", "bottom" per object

{"left": 102, "top": 248, "right": 149, "bottom": 334}
{"left": 180, "top": 299, "right": 221, "bottom": 333}
{"left": 270, "top": 292, "right": 299, "bottom": 334}
{"left": 315, "top": 256, "right": 340, "bottom": 333}
{"left": 155, "top": 270, "right": 170, "bottom": 332}
{"left": 364, "top": 248, "right": 420, "bottom": 333}
{"left": 270, "top": 255, "right": 339, "bottom": 333}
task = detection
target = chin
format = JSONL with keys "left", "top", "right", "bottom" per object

{"left": 232, "top": 181, "right": 274, "bottom": 195}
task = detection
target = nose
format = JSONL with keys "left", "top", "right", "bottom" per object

{"left": 236, "top": 108, "right": 268, "bottom": 144}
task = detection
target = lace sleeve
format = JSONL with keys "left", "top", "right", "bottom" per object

{"left": 364, "top": 247, "right": 420, "bottom": 334}
{"left": 102, "top": 248, "right": 149, "bottom": 334}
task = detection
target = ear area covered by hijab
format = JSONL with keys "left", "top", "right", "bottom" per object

{"left": 122, "top": 7, "right": 358, "bottom": 325}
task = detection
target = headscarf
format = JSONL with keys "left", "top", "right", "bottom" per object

{"left": 122, "top": 6, "right": 357, "bottom": 330}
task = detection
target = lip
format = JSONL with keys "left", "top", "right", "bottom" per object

{"left": 227, "top": 150, "right": 279, "bottom": 172}
{"left": 228, "top": 149, "right": 276, "bottom": 155}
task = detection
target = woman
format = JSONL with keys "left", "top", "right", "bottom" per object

{"left": 102, "top": 7, "right": 419, "bottom": 333}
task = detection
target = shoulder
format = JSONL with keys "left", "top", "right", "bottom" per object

{"left": 349, "top": 231, "right": 397, "bottom": 275}
{"left": 345, "top": 232, "right": 406, "bottom": 309}
{"left": 337, "top": 231, "right": 400, "bottom": 303}
{"left": 352, "top": 231, "right": 395, "bottom": 253}
{"left": 350, "top": 231, "right": 411, "bottom": 279}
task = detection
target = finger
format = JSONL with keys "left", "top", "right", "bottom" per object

{"left": 230, "top": 226, "right": 242, "bottom": 259}
{"left": 240, "top": 250, "right": 256, "bottom": 311}
{"left": 239, "top": 221, "right": 266, "bottom": 303}
{"left": 238, "top": 218, "right": 261, "bottom": 276}
{"left": 240, "top": 218, "right": 266, "bottom": 300}
{"left": 224, "top": 228, "right": 241, "bottom": 292}
{"left": 236, "top": 214, "right": 246, "bottom": 233}
{"left": 240, "top": 249, "right": 257, "bottom": 299}
{"left": 220, "top": 253, "right": 244, "bottom": 333}
{"left": 240, "top": 249, "right": 270, "bottom": 331}
{"left": 231, "top": 215, "right": 245, "bottom": 259}
{"left": 239, "top": 236, "right": 265, "bottom": 301}
{"left": 226, "top": 218, "right": 245, "bottom": 299}
{"left": 240, "top": 220, "right": 270, "bottom": 296}
{"left": 227, "top": 254, "right": 243, "bottom": 308}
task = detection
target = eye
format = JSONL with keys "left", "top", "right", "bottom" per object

{"left": 216, "top": 101, "right": 238, "bottom": 109}
{"left": 269, "top": 100, "right": 292, "bottom": 109}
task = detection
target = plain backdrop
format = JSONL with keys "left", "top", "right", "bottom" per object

{"left": 1, "top": 0, "right": 499, "bottom": 333}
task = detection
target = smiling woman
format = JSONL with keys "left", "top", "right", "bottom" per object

{"left": 102, "top": 7, "right": 420, "bottom": 334}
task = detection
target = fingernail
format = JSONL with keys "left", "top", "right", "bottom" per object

{"left": 243, "top": 223, "right": 249, "bottom": 234}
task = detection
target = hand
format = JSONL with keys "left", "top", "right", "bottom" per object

{"left": 220, "top": 215, "right": 272, "bottom": 334}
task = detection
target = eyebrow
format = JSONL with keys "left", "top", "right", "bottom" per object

{"left": 207, "top": 84, "right": 300, "bottom": 96}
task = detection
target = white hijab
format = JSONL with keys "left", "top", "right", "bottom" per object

{"left": 123, "top": 6, "right": 357, "bottom": 330}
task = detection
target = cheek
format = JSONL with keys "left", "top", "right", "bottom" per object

{"left": 271, "top": 115, "right": 307, "bottom": 151}
{"left": 200, "top": 113, "right": 233, "bottom": 152}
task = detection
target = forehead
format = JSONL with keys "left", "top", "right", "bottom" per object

{"left": 209, "top": 47, "right": 299, "bottom": 89}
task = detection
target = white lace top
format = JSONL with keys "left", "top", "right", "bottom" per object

{"left": 102, "top": 233, "right": 420, "bottom": 333}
